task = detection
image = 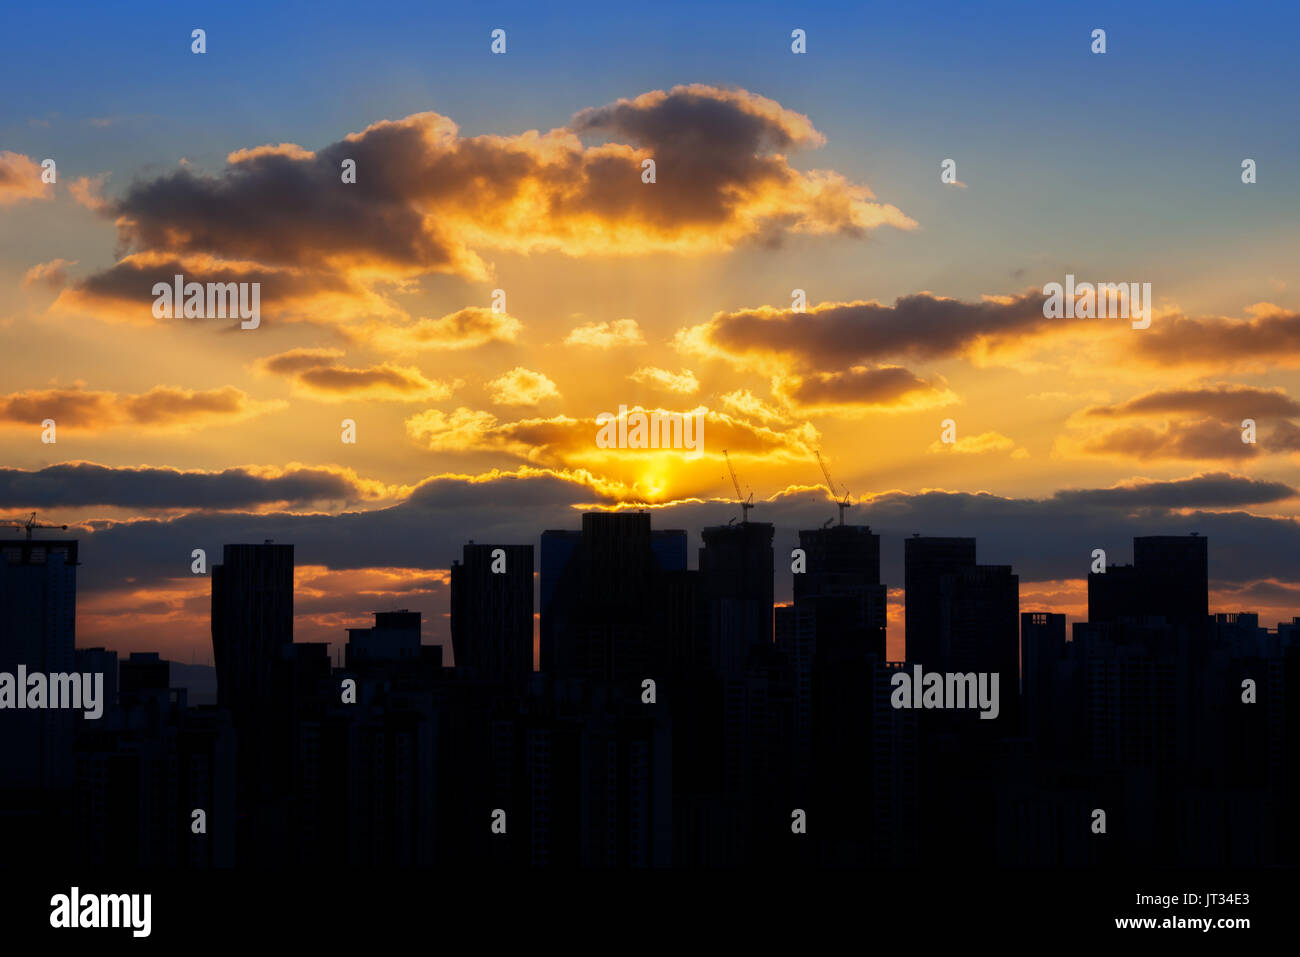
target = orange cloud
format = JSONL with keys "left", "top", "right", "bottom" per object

{"left": 404, "top": 405, "right": 819, "bottom": 501}
{"left": 774, "top": 365, "right": 957, "bottom": 415}
{"left": 0, "top": 151, "right": 51, "bottom": 205}
{"left": 368, "top": 307, "right": 523, "bottom": 351}
{"left": 1059, "top": 384, "right": 1300, "bottom": 462}
{"left": 927, "top": 431, "right": 1024, "bottom": 456}
{"left": 69, "top": 85, "right": 912, "bottom": 319}
{"left": 53, "top": 251, "right": 394, "bottom": 326}
{"left": 0, "top": 385, "right": 284, "bottom": 432}
{"left": 256, "top": 348, "right": 459, "bottom": 402}
{"left": 22, "top": 258, "right": 77, "bottom": 290}
{"left": 629, "top": 367, "right": 699, "bottom": 394}
{"left": 564, "top": 318, "right": 644, "bottom": 348}
{"left": 675, "top": 290, "right": 1057, "bottom": 374}
{"left": 1128, "top": 303, "right": 1300, "bottom": 370}
{"left": 487, "top": 367, "right": 561, "bottom": 406}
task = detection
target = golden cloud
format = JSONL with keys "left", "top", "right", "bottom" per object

{"left": 0, "top": 385, "right": 284, "bottom": 432}
{"left": 487, "top": 367, "right": 561, "bottom": 406}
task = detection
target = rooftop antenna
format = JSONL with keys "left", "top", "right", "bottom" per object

{"left": 723, "top": 449, "right": 754, "bottom": 524}
{"left": 814, "top": 451, "right": 852, "bottom": 526}
{"left": 5, "top": 512, "right": 68, "bottom": 541}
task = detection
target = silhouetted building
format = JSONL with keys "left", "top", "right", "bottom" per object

{"left": 1021, "top": 612, "right": 1066, "bottom": 750}
{"left": 904, "top": 536, "right": 975, "bottom": 668}
{"left": 545, "top": 513, "right": 668, "bottom": 683}
{"left": 451, "top": 544, "right": 533, "bottom": 682}
{"left": 0, "top": 538, "right": 78, "bottom": 791}
{"left": 1089, "top": 535, "right": 1208, "bottom": 627}
{"left": 794, "top": 524, "right": 886, "bottom": 661}
{"left": 210, "top": 543, "right": 293, "bottom": 715}
{"left": 699, "top": 521, "right": 774, "bottom": 676}
{"left": 539, "top": 530, "right": 581, "bottom": 673}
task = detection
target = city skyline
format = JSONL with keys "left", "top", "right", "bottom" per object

{"left": 4, "top": 2, "right": 1300, "bottom": 663}
{"left": 5, "top": 515, "right": 1295, "bottom": 872}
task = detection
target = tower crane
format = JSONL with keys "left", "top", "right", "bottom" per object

{"left": 814, "top": 450, "right": 851, "bottom": 526}
{"left": 723, "top": 449, "right": 754, "bottom": 524}
{"left": 5, "top": 512, "right": 68, "bottom": 541}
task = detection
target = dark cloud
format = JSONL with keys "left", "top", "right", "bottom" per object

{"left": 0, "top": 462, "right": 384, "bottom": 509}
{"left": 0, "top": 385, "right": 280, "bottom": 431}
{"left": 255, "top": 348, "right": 455, "bottom": 401}
{"left": 48, "top": 470, "right": 1300, "bottom": 606}
{"left": 678, "top": 290, "right": 1055, "bottom": 371}
{"left": 74, "top": 85, "right": 911, "bottom": 305}
{"left": 1133, "top": 307, "right": 1300, "bottom": 367}
{"left": 1051, "top": 472, "right": 1296, "bottom": 508}
{"left": 55, "top": 253, "right": 372, "bottom": 325}
{"left": 1076, "top": 419, "right": 1258, "bottom": 461}
{"left": 774, "top": 365, "right": 954, "bottom": 411}
{"left": 1081, "top": 384, "right": 1300, "bottom": 419}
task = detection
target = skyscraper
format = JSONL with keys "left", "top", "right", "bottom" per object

{"left": 1088, "top": 534, "right": 1209, "bottom": 627}
{"left": 210, "top": 543, "right": 294, "bottom": 715}
{"left": 793, "top": 524, "right": 886, "bottom": 661}
{"left": 904, "top": 536, "right": 976, "bottom": 668}
{"left": 0, "top": 538, "right": 78, "bottom": 789}
{"left": 698, "top": 521, "right": 774, "bottom": 677}
{"left": 450, "top": 543, "right": 533, "bottom": 683}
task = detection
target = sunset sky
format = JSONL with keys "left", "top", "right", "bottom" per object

{"left": 4, "top": 0, "right": 1300, "bottom": 663}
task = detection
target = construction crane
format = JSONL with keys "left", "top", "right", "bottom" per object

{"left": 723, "top": 449, "right": 754, "bottom": 523}
{"left": 815, "top": 450, "right": 851, "bottom": 526}
{"left": 5, "top": 512, "right": 68, "bottom": 541}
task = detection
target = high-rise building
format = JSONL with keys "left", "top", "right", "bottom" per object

{"left": 346, "top": 609, "right": 421, "bottom": 667}
{"left": 939, "top": 564, "right": 1019, "bottom": 677}
{"left": 542, "top": 517, "right": 699, "bottom": 685}
{"left": 904, "top": 536, "right": 975, "bottom": 668}
{"left": 210, "top": 543, "right": 294, "bottom": 715}
{"left": 1088, "top": 535, "right": 1208, "bottom": 627}
{"left": 0, "top": 538, "right": 78, "bottom": 789}
{"left": 450, "top": 543, "right": 533, "bottom": 683}
{"left": 1021, "top": 612, "right": 1066, "bottom": 747}
{"left": 539, "top": 530, "right": 581, "bottom": 673}
{"left": 698, "top": 522, "right": 774, "bottom": 677}
{"left": 793, "top": 524, "right": 886, "bottom": 661}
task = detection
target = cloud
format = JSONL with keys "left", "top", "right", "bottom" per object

{"left": 1130, "top": 303, "right": 1300, "bottom": 369}
{"left": 1063, "top": 384, "right": 1300, "bottom": 462}
{"left": 54, "top": 251, "right": 390, "bottom": 326}
{"left": 486, "top": 367, "right": 561, "bottom": 406}
{"left": 1079, "top": 384, "right": 1300, "bottom": 420}
{"left": 22, "top": 258, "right": 77, "bottom": 291}
{"left": 564, "top": 318, "right": 644, "bottom": 348}
{"left": 0, "top": 385, "right": 284, "bottom": 432}
{"left": 0, "top": 462, "right": 403, "bottom": 509}
{"left": 1068, "top": 418, "right": 1258, "bottom": 461}
{"left": 368, "top": 307, "right": 523, "bottom": 351}
{"left": 403, "top": 405, "right": 818, "bottom": 501}
{"left": 255, "top": 348, "right": 459, "bottom": 401}
{"left": 675, "top": 290, "right": 1058, "bottom": 373}
{"left": 718, "top": 389, "right": 790, "bottom": 424}
{"left": 927, "top": 431, "right": 1021, "bottom": 455}
{"left": 72, "top": 84, "right": 912, "bottom": 317}
{"left": 0, "top": 151, "right": 51, "bottom": 205}
{"left": 629, "top": 367, "right": 699, "bottom": 394}
{"left": 68, "top": 174, "right": 111, "bottom": 213}
{"left": 1050, "top": 472, "right": 1297, "bottom": 509}
{"left": 773, "top": 365, "right": 957, "bottom": 414}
